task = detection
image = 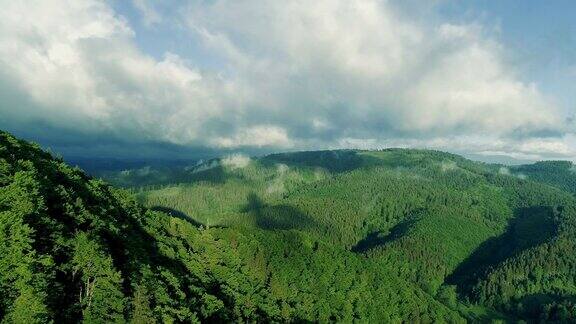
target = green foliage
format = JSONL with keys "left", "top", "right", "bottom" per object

{"left": 511, "top": 160, "right": 576, "bottom": 195}
{"left": 0, "top": 131, "right": 294, "bottom": 322}
{"left": 71, "top": 232, "right": 125, "bottom": 323}
{"left": 128, "top": 147, "right": 576, "bottom": 322}
{"left": 2, "top": 130, "right": 576, "bottom": 322}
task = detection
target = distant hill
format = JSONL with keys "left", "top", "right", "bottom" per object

{"left": 2, "top": 130, "right": 576, "bottom": 322}
{"left": 462, "top": 153, "right": 536, "bottom": 165}
{"left": 509, "top": 160, "right": 576, "bottom": 195}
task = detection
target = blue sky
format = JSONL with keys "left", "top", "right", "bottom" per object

{"left": 115, "top": 0, "right": 576, "bottom": 113}
{"left": 0, "top": 0, "right": 575, "bottom": 161}
{"left": 441, "top": 0, "right": 576, "bottom": 114}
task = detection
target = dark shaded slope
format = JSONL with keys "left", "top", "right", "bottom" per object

{"left": 465, "top": 205, "right": 576, "bottom": 321}
{"left": 446, "top": 206, "right": 560, "bottom": 292}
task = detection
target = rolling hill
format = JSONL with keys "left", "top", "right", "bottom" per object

{"left": 2, "top": 130, "right": 576, "bottom": 322}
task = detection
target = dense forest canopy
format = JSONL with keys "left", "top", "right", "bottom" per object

{"left": 2, "top": 129, "right": 576, "bottom": 323}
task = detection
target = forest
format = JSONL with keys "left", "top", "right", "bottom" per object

{"left": 2, "top": 129, "right": 576, "bottom": 323}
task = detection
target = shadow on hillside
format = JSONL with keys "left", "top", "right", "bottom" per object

{"left": 515, "top": 293, "right": 576, "bottom": 320}
{"left": 351, "top": 218, "right": 418, "bottom": 253}
{"left": 445, "top": 206, "right": 559, "bottom": 294}
{"left": 242, "top": 192, "right": 320, "bottom": 231}
{"left": 149, "top": 206, "right": 205, "bottom": 228}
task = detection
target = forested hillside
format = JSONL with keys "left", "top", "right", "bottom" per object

{"left": 2, "top": 130, "right": 576, "bottom": 322}
{"left": 509, "top": 161, "right": 576, "bottom": 195}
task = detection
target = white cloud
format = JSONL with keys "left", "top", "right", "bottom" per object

{"left": 133, "top": 0, "right": 162, "bottom": 27}
{"left": 187, "top": 159, "right": 220, "bottom": 173}
{"left": 276, "top": 163, "right": 290, "bottom": 175}
{"left": 209, "top": 126, "right": 292, "bottom": 149}
{"left": 0, "top": 0, "right": 131, "bottom": 122}
{"left": 0, "top": 0, "right": 225, "bottom": 144}
{"left": 0, "top": 0, "right": 573, "bottom": 159}
{"left": 221, "top": 153, "right": 251, "bottom": 169}
{"left": 332, "top": 134, "right": 576, "bottom": 161}
{"left": 499, "top": 167, "right": 511, "bottom": 175}
{"left": 440, "top": 161, "right": 458, "bottom": 172}
{"left": 266, "top": 163, "right": 290, "bottom": 194}
{"left": 266, "top": 179, "right": 285, "bottom": 195}
{"left": 185, "top": 0, "right": 562, "bottom": 138}
{"left": 517, "top": 173, "right": 527, "bottom": 180}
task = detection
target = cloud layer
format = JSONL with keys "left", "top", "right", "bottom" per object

{"left": 0, "top": 0, "right": 573, "bottom": 160}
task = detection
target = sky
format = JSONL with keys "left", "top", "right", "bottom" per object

{"left": 0, "top": 0, "right": 575, "bottom": 162}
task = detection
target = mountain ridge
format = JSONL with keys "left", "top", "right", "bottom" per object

{"left": 2, "top": 130, "right": 576, "bottom": 322}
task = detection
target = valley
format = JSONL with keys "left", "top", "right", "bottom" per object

{"left": 3, "top": 131, "right": 575, "bottom": 322}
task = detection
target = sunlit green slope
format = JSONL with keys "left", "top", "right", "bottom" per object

{"left": 1, "top": 131, "right": 470, "bottom": 322}
{"left": 3, "top": 129, "right": 576, "bottom": 322}
{"left": 130, "top": 149, "right": 576, "bottom": 322}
